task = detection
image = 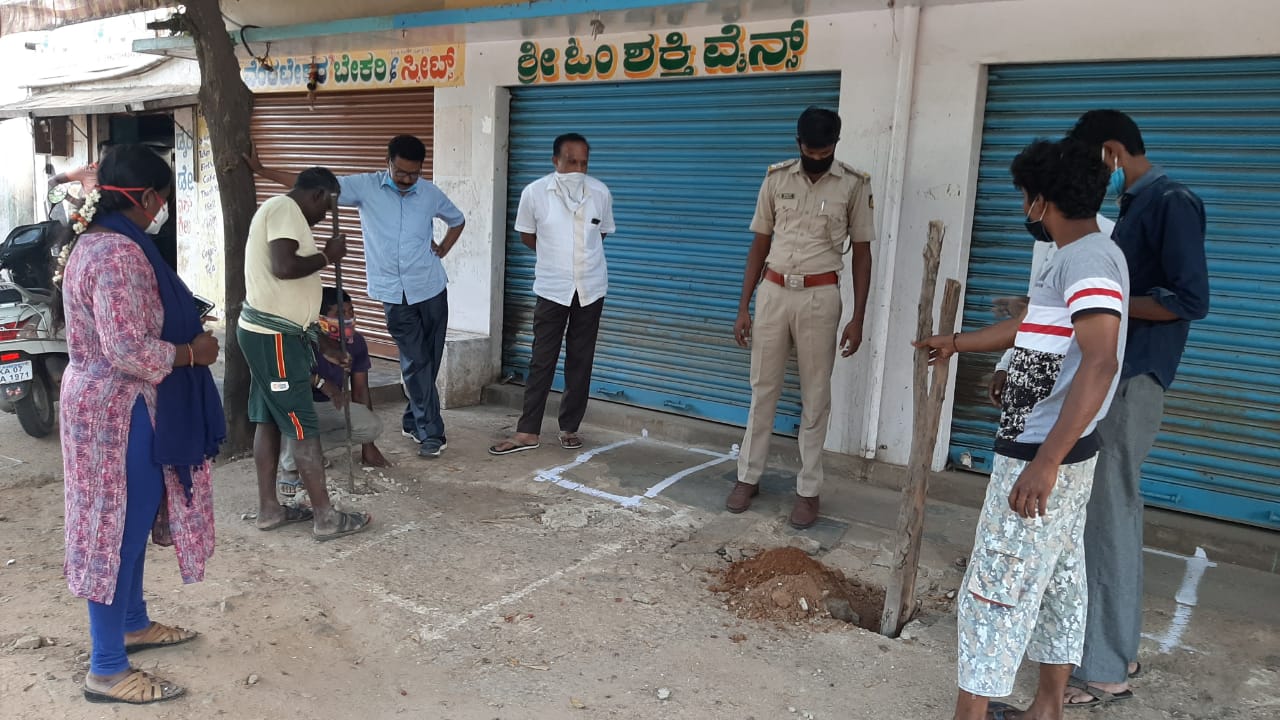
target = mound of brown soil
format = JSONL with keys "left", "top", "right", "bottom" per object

{"left": 709, "top": 547, "right": 884, "bottom": 631}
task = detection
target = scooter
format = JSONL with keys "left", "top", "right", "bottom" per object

{"left": 0, "top": 187, "right": 70, "bottom": 438}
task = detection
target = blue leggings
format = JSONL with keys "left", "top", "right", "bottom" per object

{"left": 87, "top": 395, "right": 164, "bottom": 676}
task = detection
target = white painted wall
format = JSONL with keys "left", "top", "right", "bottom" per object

{"left": 886, "top": 0, "right": 1280, "bottom": 468}
{"left": 433, "top": 80, "right": 510, "bottom": 348}
{"left": 429, "top": 0, "right": 1280, "bottom": 469}
{"left": 434, "top": 10, "right": 902, "bottom": 441}
{"left": 0, "top": 119, "right": 35, "bottom": 230}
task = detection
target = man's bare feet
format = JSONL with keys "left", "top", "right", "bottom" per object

{"left": 255, "top": 504, "right": 314, "bottom": 530}
{"left": 311, "top": 507, "right": 372, "bottom": 541}
{"left": 361, "top": 443, "right": 391, "bottom": 467}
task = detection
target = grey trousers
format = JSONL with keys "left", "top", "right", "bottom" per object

{"left": 280, "top": 401, "right": 384, "bottom": 472}
{"left": 1073, "top": 373, "right": 1165, "bottom": 684}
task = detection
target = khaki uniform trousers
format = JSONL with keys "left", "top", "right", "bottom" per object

{"left": 738, "top": 279, "right": 842, "bottom": 497}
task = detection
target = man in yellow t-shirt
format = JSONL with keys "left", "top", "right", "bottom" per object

{"left": 237, "top": 167, "right": 372, "bottom": 542}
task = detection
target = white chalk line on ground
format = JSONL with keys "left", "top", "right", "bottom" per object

{"left": 351, "top": 579, "right": 442, "bottom": 620}
{"left": 415, "top": 540, "right": 625, "bottom": 642}
{"left": 533, "top": 432, "right": 739, "bottom": 508}
{"left": 1140, "top": 546, "right": 1216, "bottom": 654}
{"left": 350, "top": 507, "right": 695, "bottom": 644}
{"left": 644, "top": 454, "right": 735, "bottom": 498}
{"left": 326, "top": 522, "right": 421, "bottom": 563}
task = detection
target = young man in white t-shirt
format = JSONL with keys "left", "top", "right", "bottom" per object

{"left": 916, "top": 138, "right": 1128, "bottom": 720}
{"left": 989, "top": 214, "right": 1115, "bottom": 406}
{"left": 490, "top": 133, "right": 616, "bottom": 455}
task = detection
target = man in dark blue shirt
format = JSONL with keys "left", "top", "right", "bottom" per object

{"left": 1063, "top": 110, "right": 1209, "bottom": 707}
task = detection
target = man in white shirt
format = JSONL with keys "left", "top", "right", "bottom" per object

{"left": 490, "top": 133, "right": 616, "bottom": 455}
{"left": 989, "top": 213, "right": 1115, "bottom": 406}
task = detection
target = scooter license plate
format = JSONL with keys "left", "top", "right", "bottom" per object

{"left": 0, "top": 361, "right": 33, "bottom": 384}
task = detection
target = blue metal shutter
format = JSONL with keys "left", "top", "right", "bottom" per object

{"left": 503, "top": 74, "right": 841, "bottom": 433}
{"left": 951, "top": 58, "right": 1280, "bottom": 530}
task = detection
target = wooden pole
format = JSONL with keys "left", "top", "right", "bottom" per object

{"left": 880, "top": 220, "right": 963, "bottom": 637}
{"left": 330, "top": 194, "right": 356, "bottom": 494}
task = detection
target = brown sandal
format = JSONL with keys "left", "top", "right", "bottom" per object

{"left": 124, "top": 622, "right": 200, "bottom": 653}
{"left": 83, "top": 669, "right": 186, "bottom": 704}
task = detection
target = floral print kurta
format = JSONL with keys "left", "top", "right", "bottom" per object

{"left": 61, "top": 231, "right": 216, "bottom": 604}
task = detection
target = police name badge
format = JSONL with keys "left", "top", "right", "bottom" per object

{"left": 270, "top": 381, "right": 290, "bottom": 392}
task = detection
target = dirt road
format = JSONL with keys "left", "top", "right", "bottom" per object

{"left": 1, "top": 404, "right": 1276, "bottom": 719}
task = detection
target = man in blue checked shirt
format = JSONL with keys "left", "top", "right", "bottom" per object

{"left": 246, "top": 135, "right": 466, "bottom": 458}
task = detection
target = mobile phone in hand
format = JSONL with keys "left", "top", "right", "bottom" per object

{"left": 194, "top": 295, "right": 216, "bottom": 319}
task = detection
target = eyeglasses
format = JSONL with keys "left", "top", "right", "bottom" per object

{"left": 388, "top": 164, "right": 423, "bottom": 181}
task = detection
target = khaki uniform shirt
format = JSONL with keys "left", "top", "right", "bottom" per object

{"left": 749, "top": 158, "right": 876, "bottom": 275}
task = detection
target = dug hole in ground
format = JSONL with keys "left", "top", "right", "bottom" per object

{"left": 0, "top": 403, "right": 1277, "bottom": 719}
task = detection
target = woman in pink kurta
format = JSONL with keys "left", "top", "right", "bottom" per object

{"left": 59, "top": 145, "right": 224, "bottom": 705}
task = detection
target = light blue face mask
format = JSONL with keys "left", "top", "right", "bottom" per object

{"left": 1104, "top": 148, "right": 1126, "bottom": 196}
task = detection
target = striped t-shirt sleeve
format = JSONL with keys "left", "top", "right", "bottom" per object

{"left": 1064, "top": 277, "right": 1125, "bottom": 320}
{"left": 1060, "top": 250, "right": 1126, "bottom": 322}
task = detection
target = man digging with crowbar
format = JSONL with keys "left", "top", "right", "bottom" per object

{"left": 239, "top": 168, "right": 372, "bottom": 541}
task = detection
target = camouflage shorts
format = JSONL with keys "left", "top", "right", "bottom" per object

{"left": 956, "top": 453, "right": 1097, "bottom": 697}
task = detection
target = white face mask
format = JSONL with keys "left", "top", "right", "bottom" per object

{"left": 145, "top": 202, "right": 169, "bottom": 235}
{"left": 554, "top": 172, "right": 587, "bottom": 204}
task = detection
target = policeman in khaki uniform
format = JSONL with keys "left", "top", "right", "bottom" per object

{"left": 728, "top": 107, "right": 875, "bottom": 529}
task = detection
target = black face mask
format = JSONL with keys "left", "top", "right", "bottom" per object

{"left": 801, "top": 154, "right": 834, "bottom": 175}
{"left": 1024, "top": 199, "right": 1053, "bottom": 243}
{"left": 1024, "top": 218, "right": 1053, "bottom": 244}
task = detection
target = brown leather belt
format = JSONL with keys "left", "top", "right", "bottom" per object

{"left": 763, "top": 268, "right": 839, "bottom": 289}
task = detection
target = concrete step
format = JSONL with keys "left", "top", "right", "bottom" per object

{"left": 482, "top": 381, "right": 1280, "bottom": 574}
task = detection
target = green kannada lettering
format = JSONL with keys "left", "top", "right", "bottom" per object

{"left": 747, "top": 30, "right": 789, "bottom": 71}
{"left": 334, "top": 54, "right": 353, "bottom": 82}
{"left": 622, "top": 34, "right": 657, "bottom": 77}
{"left": 785, "top": 20, "right": 808, "bottom": 69}
{"left": 594, "top": 43, "right": 617, "bottom": 78}
{"left": 658, "top": 31, "right": 695, "bottom": 77}
{"left": 703, "top": 24, "right": 743, "bottom": 71}
{"left": 540, "top": 46, "right": 561, "bottom": 80}
{"left": 565, "top": 37, "right": 594, "bottom": 79}
{"left": 517, "top": 41, "right": 541, "bottom": 84}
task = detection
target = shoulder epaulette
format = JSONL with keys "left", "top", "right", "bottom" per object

{"left": 766, "top": 159, "right": 797, "bottom": 175}
{"left": 839, "top": 161, "right": 871, "bottom": 181}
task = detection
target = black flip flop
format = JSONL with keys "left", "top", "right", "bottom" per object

{"left": 488, "top": 441, "right": 540, "bottom": 456}
{"left": 313, "top": 511, "right": 373, "bottom": 542}
{"left": 988, "top": 701, "right": 1023, "bottom": 720}
{"left": 256, "top": 504, "right": 314, "bottom": 531}
{"left": 1064, "top": 682, "right": 1135, "bottom": 709}
{"left": 1129, "top": 661, "right": 1144, "bottom": 679}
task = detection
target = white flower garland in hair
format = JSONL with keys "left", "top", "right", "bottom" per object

{"left": 53, "top": 189, "right": 100, "bottom": 287}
